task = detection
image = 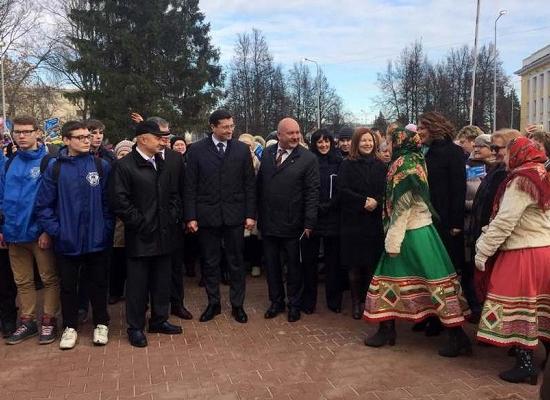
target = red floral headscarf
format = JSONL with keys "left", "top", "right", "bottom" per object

{"left": 492, "top": 136, "right": 550, "bottom": 217}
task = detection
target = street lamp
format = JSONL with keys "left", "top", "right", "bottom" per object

{"left": 469, "top": 0, "right": 481, "bottom": 125}
{"left": 303, "top": 57, "right": 321, "bottom": 129}
{"left": 0, "top": 41, "right": 6, "bottom": 133}
{"left": 493, "top": 9, "right": 507, "bottom": 132}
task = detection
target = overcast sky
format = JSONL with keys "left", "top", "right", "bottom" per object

{"left": 200, "top": 0, "right": 550, "bottom": 123}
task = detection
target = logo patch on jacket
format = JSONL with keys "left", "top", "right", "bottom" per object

{"left": 86, "top": 172, "right": 100, "bottom": 187}
{"left": 30, "top": 167, "right": 40, "bottom": 179}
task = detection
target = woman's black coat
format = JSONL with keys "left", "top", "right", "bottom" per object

{"left": 313, "top": 152, "right": 342, "bottom": 237}
{"left": 338, "top": 156, "right": 387, "bottom": 267}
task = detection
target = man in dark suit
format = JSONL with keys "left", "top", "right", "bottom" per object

{"left": 110, "top": 121, "right": 183, "bottom": 347}
{"left": 148, "top": 116, "right": 193, "bottom": 321}
{"left": 257, "top": 118, "right": 320, "bottom": 323}
{"left": 184, "top": 109, "right": 256, "bottom": 323}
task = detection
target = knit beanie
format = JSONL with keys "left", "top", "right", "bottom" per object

{"left": 114, "top": 140, "right": 134, "bottom": 158}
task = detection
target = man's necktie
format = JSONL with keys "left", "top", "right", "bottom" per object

{"left": 276, "top": 149, "right": 286, "bottom": 167}
{"left": 217, "top": 142, "right": 225, "bottom": 156}
{"left": 147, "top": 157, "right": 156, "bottom": 170}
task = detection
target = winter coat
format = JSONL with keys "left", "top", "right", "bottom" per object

{"left": 475, "top": 177, "right": 550, "bottom": 267}
{"left": 425, "top": 138, "right": 467, "bottom": 270}
{"left": 424, "top": 138, "right": 467, "bottom": 230}
{"left": 0, "top": 145, "right": 49, "bottom": 242}
{"left": 314, "top": 153, "right": 342, "bottom": 237}
{"left": 183, "top": 136, "right": 256, "bottom": 228}
{"left": 93, "top": 146, "right": 116, "bottom": 164}
{"left": 109, "top": 146, "right": 180, "bottom": 257}
{"left": 338, "top": 156, "right": 387, "bottom": 267}
{"left": 35, "top": 148, "right": 114, "bottom": 256}
{"left": 468, "top": 162, "right": 507, "bottom": 250}
{"left": 257, "top": 144, "right": 319, "bottom": 238}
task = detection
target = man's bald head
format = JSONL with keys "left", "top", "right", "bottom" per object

{"left": 277, "top": 118, "right": 301, "bottom": 150}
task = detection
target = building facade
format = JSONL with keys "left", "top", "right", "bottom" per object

{"left": 515, "top": 45, "right": 550, "bottom": 132}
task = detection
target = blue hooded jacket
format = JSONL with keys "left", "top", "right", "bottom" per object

{"left": 0, "top": 144, "right": 49, "bottom": 242}
{"left": 35, "top": 148, "right": 114, "bottom": 256}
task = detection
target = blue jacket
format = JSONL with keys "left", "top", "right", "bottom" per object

{"left": 35, "top": 148, "right": 114, "bottom": 256}
{"left": 0, "top": 145, "right": 48, "bottom": 242}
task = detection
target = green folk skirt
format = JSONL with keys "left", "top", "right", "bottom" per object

{"left": 364, "top": 224, "right": 469, "bottom": 326}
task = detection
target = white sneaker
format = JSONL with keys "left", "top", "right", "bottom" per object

{"left": 59, "top": 327, "right": 78, "bottom": 350}
{"left": 93, "top": 324, "right": 109, "bottom": 346}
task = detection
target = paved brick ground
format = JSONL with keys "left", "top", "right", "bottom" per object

{"left": 0, "top": 277, "right": 544, "bottom": 400}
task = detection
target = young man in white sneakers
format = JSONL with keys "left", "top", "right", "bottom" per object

{"left": 36, "top": 121, "right": 114, "bottom": 350}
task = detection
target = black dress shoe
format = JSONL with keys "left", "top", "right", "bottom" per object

{"left": 288, "top": 309, "right": 301, "bottom": 323}
{"left": 128, "top": 330, "right": 148, "bottom": 347}
{"left": 199, "top": 304, "right": 221, "bottom": 322}
{"left": 231, "top": 306, "right": 248, "bottom": 323}
{"left": 148, "top": 321, "right": 183, "bottom": 334}
{"left": 171, "top": 304, "right": 193, "bottom": 320}
{"left": 264, "top": 303, "right": 285, "bottom": 319}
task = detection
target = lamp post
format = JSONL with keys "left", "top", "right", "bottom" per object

{"left": 493, "top": 9, "right": 507, "bottom": 132}
{"left": 303, "top": 57, "right": 321, "bottom": 129}
{"left": 0, "top": 41, "right": 6, "bottom": 133}
{"left": 469, "top": 0, "right": 481, "bottom": 125}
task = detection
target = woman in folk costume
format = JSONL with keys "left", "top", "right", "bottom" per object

{"left": 475, "top": 136, "right": 550, "bottom": 385}
{"left": 364, "top": 127, "right": 471, "bottom": 357}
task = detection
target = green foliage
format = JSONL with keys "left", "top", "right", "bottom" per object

{"left": 66, "top": 0, "right": 222, "bottom": 141}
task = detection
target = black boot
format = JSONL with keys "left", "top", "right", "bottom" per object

{"left": 365, "top": 320, "right": 396, "bottom": 347}
{"left": 352, "top": 303, "right": 362, "bottom": 320}
{"left": 542, "top": 341, "right": 549, "bottom": 369}
{"left": 499, "top": 348, "right": 538, "bottom": 385}
{"left": 412, "top": 319, "right": 428, "bottom": 332}
{"left": 438, "top": 327, "right": 472, "bottom": 357}
{"left": 425, "top": 316, "right": 443, "bottom": 337}
{"left": 349, "top": 268, "right": 364, "bottom": 320}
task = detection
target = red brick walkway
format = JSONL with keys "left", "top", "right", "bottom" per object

{"left": 0, "top": 277, "right": 543, "bottom": 400}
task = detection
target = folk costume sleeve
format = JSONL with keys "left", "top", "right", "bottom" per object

{"left": 385, "top": 191, "right": 413, "bottom": 254}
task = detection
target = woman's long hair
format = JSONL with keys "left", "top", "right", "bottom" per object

{"left": 348, "top": 127, "right": 378, "bottom": 160}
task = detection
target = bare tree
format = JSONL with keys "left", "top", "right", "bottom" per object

{"left": 0, "top": 0, "right": 65, "bottom": 121}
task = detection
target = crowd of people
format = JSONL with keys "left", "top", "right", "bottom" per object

{"left": 0, "top": 110, "right": 549, "bottom": 394}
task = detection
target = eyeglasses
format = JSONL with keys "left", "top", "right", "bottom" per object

{"left": 490, "top": 144, "right": 505, "bottom": 152}
{"left": 70, "top": 134, "right": 92, "bottom": 142}
{"left": 13, "top": 129, "right": 36, "bottom": 136}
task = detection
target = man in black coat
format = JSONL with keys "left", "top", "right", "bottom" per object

{"left": 258, "top": 117, "right": 320, "bottom": 323}
{"left": 184, "top": 109, "right": 256, "bottom": 324}
{"left": 110, "top": 121, "right": 183, "bottom": 347}
{"left": 148, "top": 116, "right": 193, "bottom": 321}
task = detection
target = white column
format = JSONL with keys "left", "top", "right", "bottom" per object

{"left": 544, "top": 69, "right": 550, "bottom": 130}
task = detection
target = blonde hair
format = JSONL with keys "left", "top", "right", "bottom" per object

{"left": 238, "top": 133, "right": 255, "bottom": 146}
{"left": 492, "top": 129, "right": 521, "bottom": 145}
{"left": 253, "top": 135, "right": 265, "bottom": 147}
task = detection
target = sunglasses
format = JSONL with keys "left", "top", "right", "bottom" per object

{"left": 490, "top": 144, "right": 505, "bottom": 152}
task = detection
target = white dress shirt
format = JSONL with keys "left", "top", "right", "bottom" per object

{"left": 136, "top": 146, "right": 157, "bottom": 170}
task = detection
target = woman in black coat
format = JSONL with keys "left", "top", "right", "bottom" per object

{"left": 338, "top": 128, "right": 387, "bottom": 319}
{"left": 301, "top": 129, "right": 343, "bottom": 314}
{"left": 416, "top": 112, "right": 466, "bottom": 334}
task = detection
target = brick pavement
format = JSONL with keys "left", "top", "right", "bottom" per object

{"left": 0, "top": 277, "right": 544, "bottom": 400}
